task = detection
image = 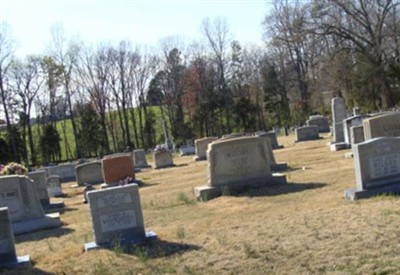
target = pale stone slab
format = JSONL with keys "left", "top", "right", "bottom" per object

{"left": 47, "top": 175, "right": 64, "bottom": 197}
{"left": 133, "top": 149, "right": 150, "bottom": 168}
{"left": 45, "top": 163, "right": 76, "bottom": 182}
{"left": 295, "top": 126, "right": 319, "bottom": 142}
{"left": 0, "top": 207, "right": 30, "bottom": 268}
{"left": 86, "top": 185, "right": 147, "bottom": 247}
{"left": 255, "top": 131, "right": 282, "bottom": 149}
{"left": 333, "top": 122, "right": 345, "bottom": 143}
{"left": 363, "top": 112, "right": 400, "bottom": 140}
{"left": 0, "top": 176, "right": 61, "bottom": 234}
{"left": 75, "top": 162, "right": 104, "bottom": 186}
{"left": 154, "top": 150, "right": 174, "bottom": 168}
{"left": 27, "top": 170, "right": 49, "bottom": 206}
{"left": 180, "top": 145, "right": 195, "bottom": 156}
{"left": 350, "top": 125, "right": 365, "bottom": 145}
{"left": 255, "top": 133, "right": 287, "bottom": 171}
{"left": 332, "top": 97, "right": 347, "bottom": 124}
{"left": 101, "top": 154, "right": 135, "bottom": 184}
{"left": 343, "top": 115, "right": 370, "bottom": 145}
{"left": 194, "top": 137, "right": 219, "bottom": 161}
{"left": 306, "top": 115, "right": 330, "bottom": 133}
{"left": 345, "top": 137, "right": 400, "bottom": 200}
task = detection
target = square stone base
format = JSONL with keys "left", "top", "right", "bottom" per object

{"left": 345, "top": 184, "right": 400, "bottom": 200}
{"left": 194, "top": 173, "right": 287, "bottom": 201}
{"left": 330, "top": 142, "right": 350, "bottom": 151}
{"left": 84, "top": 231, "right": 157, "bottom": 252}
{"left": 270, "top": 162, "right": 288, "bottom": 172}
{"left": 0, "top": 255, "right": 30, "bottom": 269}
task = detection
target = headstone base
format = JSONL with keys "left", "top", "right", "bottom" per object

{"left": 154, "top": 164, "right": 176, "bottom": 169}
{"left": 0, "top": 255, "right": 30, "bottom": 269}
{"left": 330, "top": 142, "right": 350, "bottom": 151}
{"left": 273, "top": 145, "right": 284, "bottom": 150}
{"left": 194, "top": 173, "right": 287, "bottom": 201}
{"left": 270, "top": 162, "right": 288, "bottom": 172}
{"left": 345, "top": 184, "right": 400, "bottom": 201}
{"left": 84, "top": 231, "right": 157, "bottom": 252}
{"left": 42, "top": 201, "right": 65, "bottom": 214}
{"left": 12, "top": 214, "right": 62, "bottom": 235}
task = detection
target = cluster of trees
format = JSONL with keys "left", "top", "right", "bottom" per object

{"left": 0, "top": 0, "right": 399, "bottom": 166}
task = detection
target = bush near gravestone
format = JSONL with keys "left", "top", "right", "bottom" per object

{"left": 0, "top": 162, "right": 28, "bottom": 176}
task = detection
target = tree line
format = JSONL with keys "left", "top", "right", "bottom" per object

{"left": 0, "top": 0, "right": 399, "bottom": 166}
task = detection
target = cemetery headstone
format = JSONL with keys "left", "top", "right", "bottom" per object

{"left": 45, "top": 163, "right": 76, "bottom": 182}
{"left": 295, "top": 126, "right": 320, "bottom": 142}
{"left": 331, "top": 97, "right": 347, "bottom": 143}
{"left": 154, "top": 149, "right": 174, "bottom": 169}
{"left": 179, "top": 145, "right": 196, "bottom": 156}
{"left": 28, "top": 170, "right": 64, "bottom": 211}
{"left": 0, "top": 207, "right": 30, "bottom": 268}
{"left": 221, "top": 133, "right": 245, "bottom": 139}
{"left": 272, "top": 126, "right": 281, "bottom": 135}
{"left": 343, "top": 115, "right": 370, "bottom": 145}
{"left": 83, "top": 183, "right": 95, "bottom": 204}
{"left": 353, "top": 106, "right": 360, "bottom": 116}
{"left": 133, "top": 149, "right": 150, "bottom": 168}
{"left": 363, "top": 112, "right": 400, "bottom": 140}
{"left": 254, "top": 131, "right": 282, "bottom": 149}
{"left": 101, "top": 154, "right": 135, "bottom": 186}
{"left": 345, "top": 137, "right": 400, "bottom": 200}
{"left": 75, "top": 161, "right": 104, "bottom": 186}
{"left": 0, "top": 175, "right": 61, "bottom": 235}
{"left": 47, "top": 175, "right": 64, "bottom": 197}
{"left": 350, "top": 125, "right": 365, "bottom": 145}
{"left": 193, "top": 137, "right": 219, "bottom": 161}
{"left": 255, "top": 133, "right": 288, "bottom": 171}
{"left": 306, "top": 115, "right": 330, "bottom": 133}
{"left": 193, "top": 136, "right": 287, "bottom": 200}
{"left": 84, "top": 184, "right": 156, "bottom": 251}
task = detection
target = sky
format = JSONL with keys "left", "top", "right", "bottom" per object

{"left": 1, "top": 0, "right": 273, "bottom": 57}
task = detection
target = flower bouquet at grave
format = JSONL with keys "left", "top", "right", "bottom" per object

{"left": 119, "top": 176, "right": 134, "bottom": 186}
{"left": 0, "top": 162, "right": 28, "bottom": 176}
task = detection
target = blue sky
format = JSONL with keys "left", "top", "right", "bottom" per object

{"left": 1, "top": 0, "right": 272, "bottom": 56}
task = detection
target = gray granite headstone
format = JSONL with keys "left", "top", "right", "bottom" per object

{"left": 350, "top": 125, "right": 365, "bottom": 145}
{"left": 47, "top": 175, "right": 64, "bottom": 197}
{"left": 45, "top": 163, "right": 76, "bottom": 182}
{"left": 193, "top": 137, "right": 219, "bottom": 161}
{"left": 193, "top": 136, "right": 286, "bottom": 200}
{"left": 0, "top": 207, "right": 30, "bottom": 268}
{"left": 343, "top": 115, "right": 370, "bottom": 145}
{"left": 75, "top": 162, "right": 104, "bottom": 186}
{"left": 133, "top": 149, "right": 150, "bottom": 168}
{"left": 255, "top": 131, "right": 282, "bottom": 149}
{"left": 345, "top": 137, "right": 400, "bottom": 200}
{"left": 154, "top": 150, "right": 174, "bottom": 169}
{"left": 0, "top": 175, "right": 61, "bottom": 234}
{"left": 331, "top": 97, "right": 347, "bottom": 143}
{"left": 363, "top": 112, "right": 400, "bottom": 140}
{"left": 85, "top": 184, "right": 156, "bottom": 251}
{"left": 179, "top": 145, "right": 196, "bottom": 156}
{"left": 306, "top": 115, "right": 330, "bottom": 133}
{"left": 27, "top": 170, "right": 49, "bottom": 206}
{"left": 295, "top": 126, "right": 320, "bottom": 142}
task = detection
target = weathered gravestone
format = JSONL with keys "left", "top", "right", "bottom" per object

{"left": 193, "top": 136, "right": 287, "bottom": 200}
{"left": 363, "top": 112, "right": 400, "bottom": 140}
{"left": 255, "top": 132, "right": 287, "bottom": 171}
{"left": 101, "top": 154, "right": 135, "bottom": 186}
{"left": 47, "top": 175, "right": 64, "bottom": 197}
{"left": 27, "top": 170, "right": 49, "bottom": 206}
{"left": 179, "top": 145, "right": 196, "bottom": 156}
{"left": 306, "top": 115, "right": 330, "bottom": 133}
{"left": 28, "top": 170, "right": 64, "bottom": 211}
{"left": 0, "top": 207, "right": 30, "bottom": 268}
{"left": 255, "top": 131, "right": 283, "bottom": 149}
{"left": 331, "top": 97, "right": 347, "bottom": 143}
{"left": 193, "top": 137, "right": 219, "bottom": 161}
{"left": 345, "top": 137, "right": 400, "bottom": 200}
{"left": 221, "top": 133, "right": 245, "bottom": 139}
{"left": 133, "top": 149, "right": 150, "bottom": 168}
{"left": 0, "top": 175, "right": 61, "bottom": 235}
{"left": 75, "top": 161, "right": 103, "bottom": 186}
{"left": 45, "top": 163, "right": 76, "bottom": 182}
{"left": 351, "top": 125, "right": 365, "bottom": 145}
{"left": 84, "top": 184, "right": 156, "bottom": 251}
{"left": 343, "top": 115, "right": 370, "bottom": 145}
{"left": 272, "top": 126, "right": 281, "bottom": 135}
{"left": 154, "top": 149, "right": 174, "bottom": 169}
{"left": 295, "top": 126, "right": 320, "bottom": 142}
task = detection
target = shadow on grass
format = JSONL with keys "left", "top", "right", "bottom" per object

{"left": 15, "top": 227, "right": 74, "bottom": 244}
{"left": 0, "top": 266, "right": 56, "bottom": 275}
{"left": 115, "top": 238, "right": 201, "bottom": 259}
{"left": 236, "top": 182, "right": 327, "bottom": 197}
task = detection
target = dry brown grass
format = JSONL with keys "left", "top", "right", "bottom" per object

{"left": 5, "top": 133, "right": 400, "bottom": 274}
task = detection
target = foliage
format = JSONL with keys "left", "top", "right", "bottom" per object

{"left": 40, "top": 124, "right": 61, "bottom": 163}
{"left": 77, "top": 103, "right": 103, "bottom": 157}
{"left": 0, "top": 162, "right": 28, "bottom": 175}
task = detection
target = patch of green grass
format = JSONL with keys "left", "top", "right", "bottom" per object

{"left": 177, "top": 192, "right": 196, "bottom": 205}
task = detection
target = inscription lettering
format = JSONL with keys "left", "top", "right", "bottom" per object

{"left": 97, "top": 193, "right": 132, "bottom": 208}
{"left": 369, "top": 153, "right": 400, "bottom": 179}
{"left": 100, "top": 210, "right": 136, "bottom": 232}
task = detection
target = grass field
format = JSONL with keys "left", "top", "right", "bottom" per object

{"left": 5, "top": 133, "right": 400, "bottom": 274}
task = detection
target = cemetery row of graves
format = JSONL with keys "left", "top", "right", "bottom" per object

{"left": 1, "top": 97, "right": 400, "bottom": 273}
